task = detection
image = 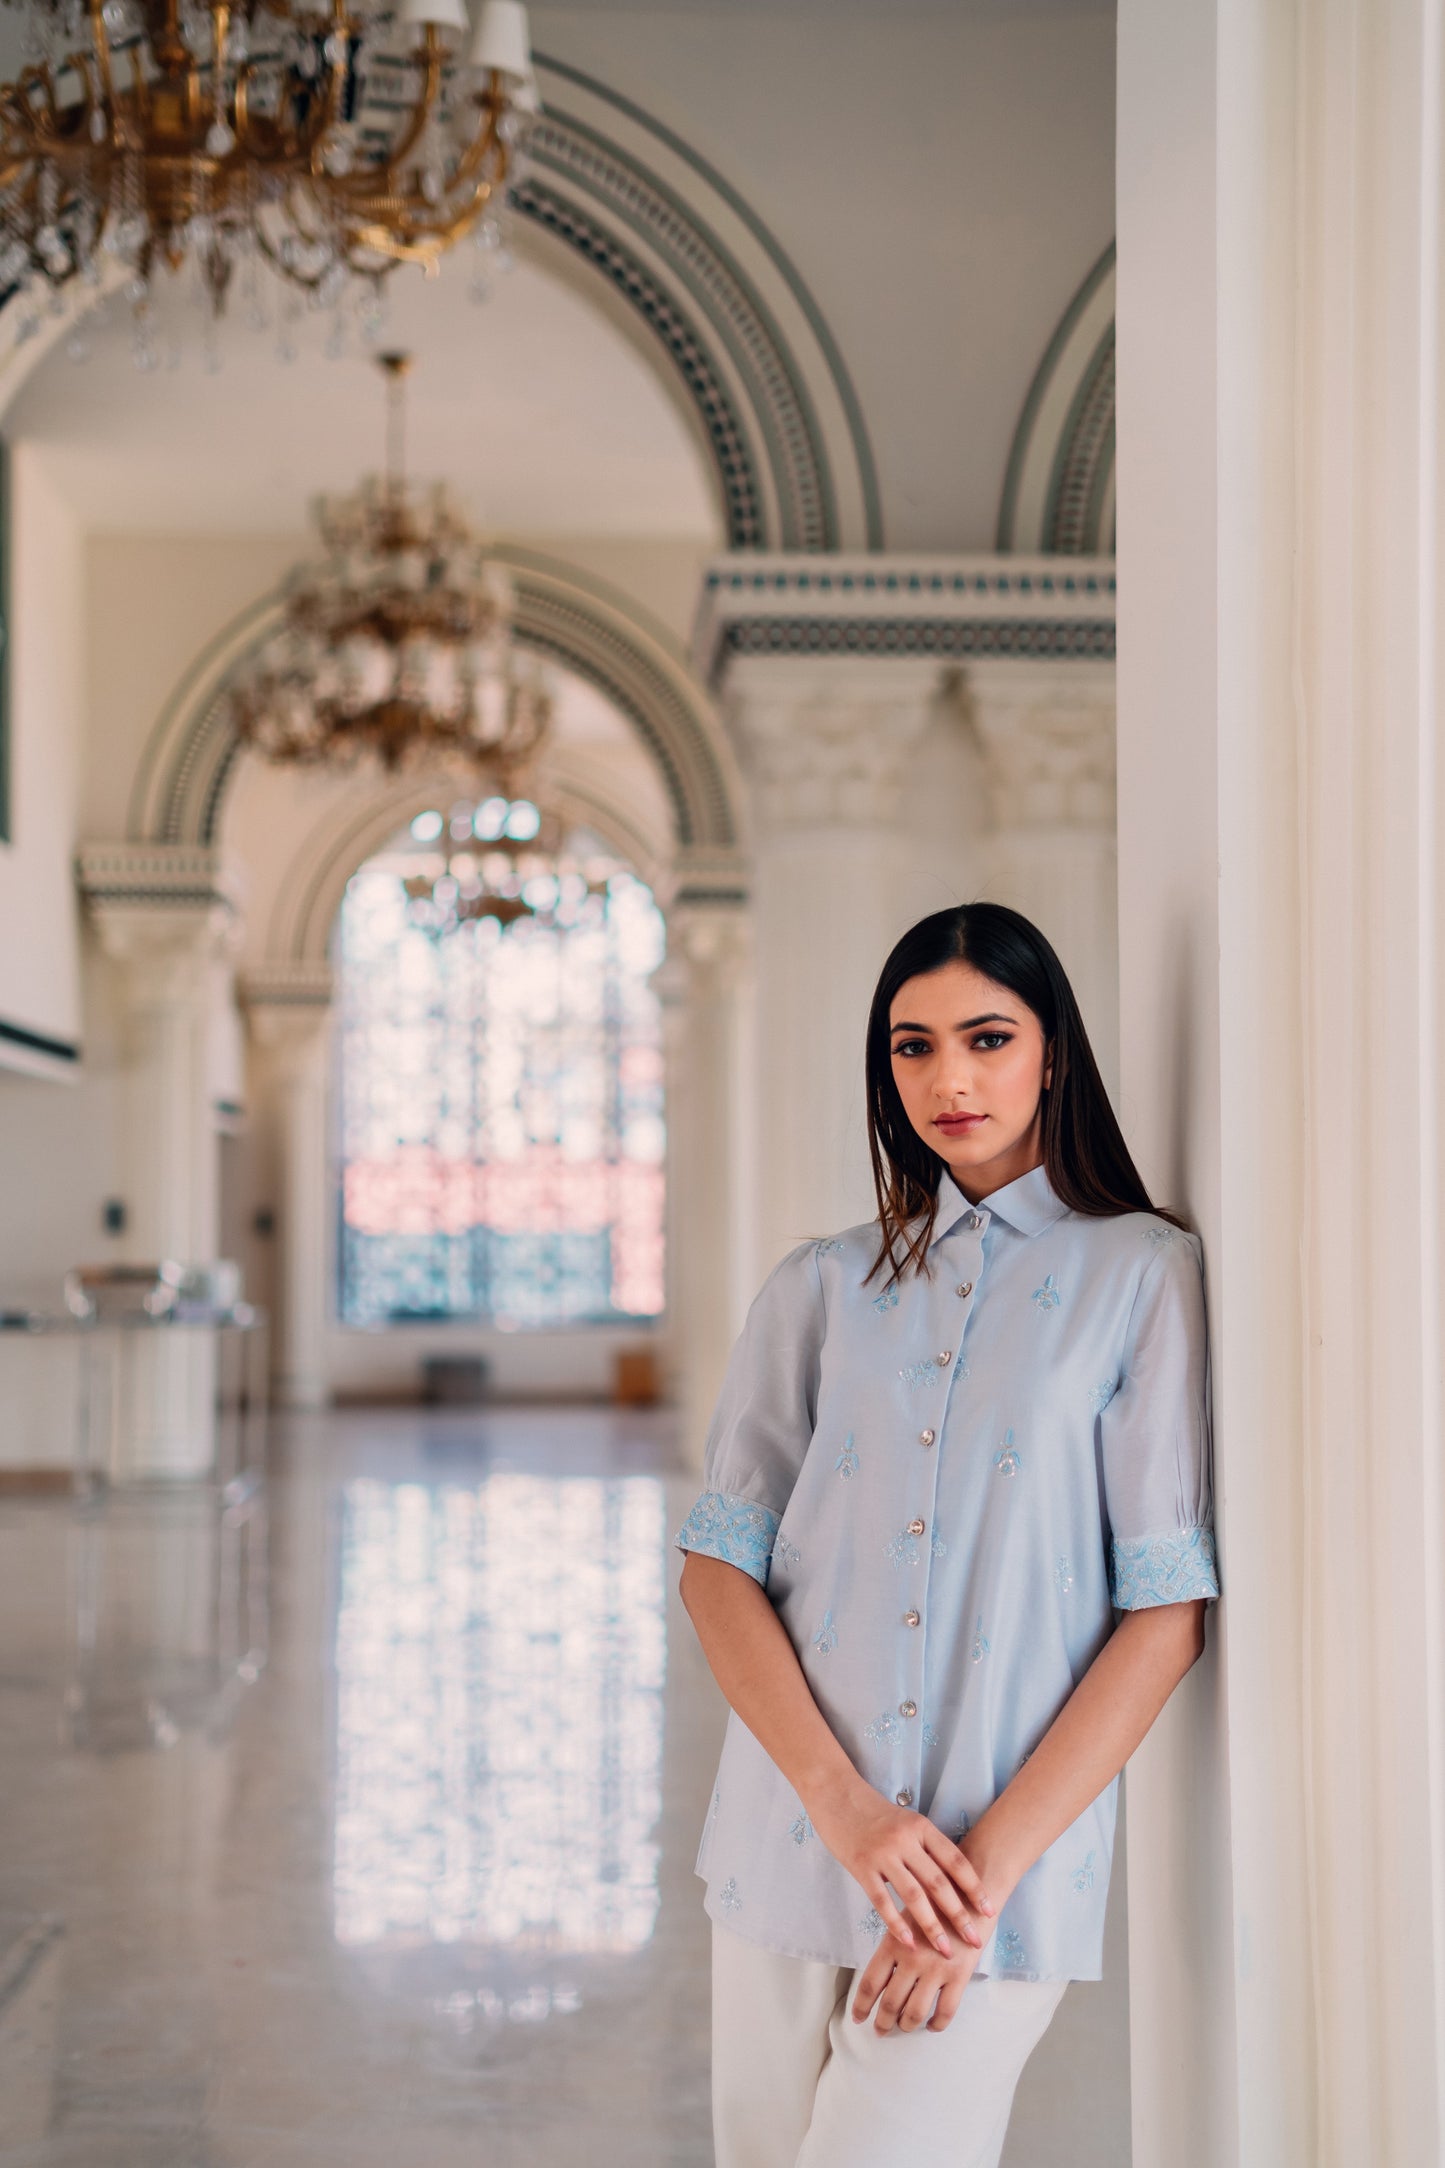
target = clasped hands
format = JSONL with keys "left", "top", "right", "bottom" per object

{"left": 808, "top": 1783, "right": 1005, "bottom": 2037}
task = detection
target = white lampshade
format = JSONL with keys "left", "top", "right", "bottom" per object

{"left": 469, "top": 0, "right": 531, "bottom": 77}
{"left": 401, "top": 0, "right": 470, "bottom": 34}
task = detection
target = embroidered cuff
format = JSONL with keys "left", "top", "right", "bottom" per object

{"left": 1110, "top": 1525, "right": 1220, "bottom": 1609}
{"left": 673, "top": 1489, "right": 780, "bottom": 1586}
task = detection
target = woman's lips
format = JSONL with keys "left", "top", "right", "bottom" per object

{"left": 935, "top": 1114, "right": 986, "bottom": 1133}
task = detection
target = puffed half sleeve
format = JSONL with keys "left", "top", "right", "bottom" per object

{"left": 1098, "top": 1233, "right": 1221, "bottom": 1609}
{"left": 672, "top": 1239, "right": 825, "bottom": 1588}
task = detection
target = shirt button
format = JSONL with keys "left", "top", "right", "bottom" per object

{"left": 904, "top": 1609, "right": 921, "bottom": 1627}
{"left": 896, "top": 1788, "right": 914, "bottom": 1808}
{"left": 919, "top": 1428, "right": 935, "bottom": 1447}
{"left": 956, "top": 1281, "right": 973, "bottom": 1298}
{"left": 967, "top": 1212, "right": 982, "bottom": 1229}
{"left": 900, "top": 1700, "right": 917, "bottom": 1719}
{"left": 937, "top": 1350, "right": 953, "bottom": 1365}
{"left": 908, "top": 1517, "right": 926, "bottom": 1536}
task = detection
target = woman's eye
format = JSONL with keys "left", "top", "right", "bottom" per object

{"left": 973, "top": 1032, "right": 1011, "bottom": 1051}
{"left": 892, "top": 1039, "right": 931, "bottom": 1059}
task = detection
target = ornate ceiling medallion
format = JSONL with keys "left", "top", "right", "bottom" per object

{"left": 0, "top": 0, "right": 536, "bottom": 365}
{"left": 229, "top": 348, "right": 552, "bottom": 773}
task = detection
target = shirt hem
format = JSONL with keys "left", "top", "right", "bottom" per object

{"left": 699, "top": 1876, "right": 1104, "bottom": 1983}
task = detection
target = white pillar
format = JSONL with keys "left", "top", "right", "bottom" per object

{"left": 1117, "top": 1, "right": 1445, "bottom": 2160}
{"left": 79, "top": 847, "right": 237, "bottom": 1477}
{"left": 723, "top": 658, "right": 949, "bottom": 1278}
{"left": 656, "top": 904, "right": 750, "bottom": 1468}
{"left": 966, "top": 662, "right": 1119, "bottom": 1103}
{"left": 243, "top": 969, "right": 334, "bottom": 1411}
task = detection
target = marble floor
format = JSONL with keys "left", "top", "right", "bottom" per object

{"left": 0, "top": 1407, "right": 1129, "bottom": 2166}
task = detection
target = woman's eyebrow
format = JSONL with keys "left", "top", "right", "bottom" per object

{"left": 889, "top": 1012, "right": 1018, "bottom": 1034}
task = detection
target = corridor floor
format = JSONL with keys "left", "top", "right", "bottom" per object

{"left": 0, "top": 1406, "right": 1128, "bottom": 2167}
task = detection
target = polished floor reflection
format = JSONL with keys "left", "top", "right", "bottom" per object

{"left": 0, "top": 1408, "right": 717, "bottom": 2168}
{"left": 0, "top": 1405, "right": 1129, "bottom": 2168}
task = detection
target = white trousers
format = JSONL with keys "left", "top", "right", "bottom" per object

{"left": 711, "top": 1923, "right": 1067, "bottom": 2168}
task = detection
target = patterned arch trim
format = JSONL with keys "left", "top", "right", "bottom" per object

{"left": 997, "top": 243, "right": 1116, "bottom": 557}
{"left": 523, "top": 57, "right": 881, "bottom": 550}
{"left": 126, "top": 554, "right": 744, "bottom": 865}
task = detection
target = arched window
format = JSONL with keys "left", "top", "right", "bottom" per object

{"left": 336, "top": 797, "right": 666, "bottom": 1328}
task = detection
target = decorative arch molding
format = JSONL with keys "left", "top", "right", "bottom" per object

{"left": 126, "top": 548, "right": 747, "bottom": 894}
{"left": 997, "top": 243, "right": 1115, "bottom": 557}
{"left": 522, "top": 57, "right": 880, "bottom": 551}
{"left": 0, "top": 64, "right": 880, "bottom": 552}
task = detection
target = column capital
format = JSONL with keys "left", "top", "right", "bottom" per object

{"left": 77, "top": 843, "right": 240, "bottom": 989}
{"left": 724, "top": 659, "right": 946, "bottom": 833}
{"left": 242, "top": 965, "right": 335, "bottom": 1068}
{"left": 656, "top": 900, "right": 751, "bottom": 1006}
{"left": 961, "top": 660, "right": 1116, "bottom": 830}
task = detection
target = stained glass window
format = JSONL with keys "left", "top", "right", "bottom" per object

{"left": 337, "top": 808, "right": 666, "bottom": 1327}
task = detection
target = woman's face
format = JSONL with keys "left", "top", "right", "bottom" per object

{"left": 888, "top": 960, "right": 1053, "bottom": 1202}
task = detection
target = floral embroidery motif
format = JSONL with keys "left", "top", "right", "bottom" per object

{"left": 886, "top": 1527, "right": 923, "bottom": 1567}
{"left": 873, "top": 1284, "right": 899, "bottom": 1314}
{"left": 930, "top": 1530, "right": 948, "bottom": 1559}
{"left": 970, "top": 1615, "right": 990, "bottom": 1664}
{"left": 773, "top": 1535, "right": 802, "bottom": 1571}
{"left": 993, "top": 1926, "right": 1028, "bottom": 1970}
{"left": 1032, "top": 1272, "right": 1062, "bottom": 1311}
{"left": 719, "top": 1878, "right": 742, "bottom": 1915}
{"left": 673, "top": 1490, "right": 780, "bottom": 1586}
{"left": 952, "top": 1814, "right": 971, "bottom": 1842}
{"left": 1072, "top": 1850, "right": 1097, "bottom": 1893}
{"left": 863, "top": 1711, "right": 901, "bottom": 1746}
{"left": 859, "top": 1907, "right": 886, "bottom": 1941}
{"left": 835, "top": 1433, "right": 859, "bottom": 1479}
{"left": 789, "top": 1812, "right": 814, "bottom": 1846}
{"left": 1111, "top": 1526, "right": 1220, "bottom": 1608}
{"left": 815, "top": 1237, "right": 846, "bottom": 1257}
{"left": 922, "top": 1722, "right": 940, "bottom": 1749}
{"left": 1054, "top": 1555, "right": 1075, "bottom": 1595}
{"left": 900, "top": 1359, "right": 939, "bottom": 1390}
{"left": 1142, "top": 1223, "right": 1186, "bottom": 1247}
{"left": 812, "top": 1610, "right": 838, "bottom": 1656}
{"left": 993, "top": 1426, "right": 1022, "bottom": 1478}
{"left": 1089, "top": 1378, "right": 1118, "bottom": 1415}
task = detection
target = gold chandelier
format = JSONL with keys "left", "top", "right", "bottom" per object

{"left": 0, "top": 0, "right": 536, "bottom": 351}
{"left": 229, "top": 348, "right": 553, "bottom": 772}
{"left": 402, "top": 794, "right": 615, "bottom": 939}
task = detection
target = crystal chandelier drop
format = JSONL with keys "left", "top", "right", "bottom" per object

{"left": 402, "top": 795, "right": 615, "bottom": 939}
{"left": 229, "top": 348, "right": 553, "bottom": 772}
{"left": 0, "top": 0, "right": 536, "bottom": 359}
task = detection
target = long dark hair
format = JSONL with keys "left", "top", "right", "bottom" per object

{"left": 865, "top": 901, "right": 1185, "bottom": 1284}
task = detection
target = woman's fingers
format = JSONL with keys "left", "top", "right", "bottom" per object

{"left": 851, "top": 1949, "right": 893, "bottom": 2023}
{"left": 926, "top": 1970, "right": 969, "bottom": 2033}
{"left": 873, "top": 1964, "right": 917, "bottom": 2034}
{"left": 908, "top": 1854, "right": 982, "bottom": 1946}
{"left": 885, "top": 1863, "right": 952, "bottom": 1956}
{"left": 868, "top": 1879, "right": 916, "bottom": 1950}
{"left": 923, "top": 1829, "right": 996, "bottom": 1917}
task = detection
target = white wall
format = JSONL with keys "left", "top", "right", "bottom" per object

{"left": 0, "top": 445, "right": 84, "bottom": 1064}
{"left": 533, "top": 3, "right": 1118, "bottom": 551}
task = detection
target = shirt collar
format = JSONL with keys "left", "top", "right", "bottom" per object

{"left": 931, "top": 1160, "right": 1070, "bottom": 1243}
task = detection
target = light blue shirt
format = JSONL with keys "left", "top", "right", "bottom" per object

{"left": 674, "top": 1161, "right": 1220, "bottom": 1980}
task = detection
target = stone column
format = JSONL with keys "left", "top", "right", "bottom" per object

{"left": 721, "top": 657, "right": 951, "bottom": 1281}
{"left": 243, "top": 967, "right": 334, "bottom": 1411}
{"left": 1117, "top": 0, "right": 1445, "bottom": 2158}
{"left": 78, "top": 845, "right": 238, "bottom": 1477}
{"left": 655, "top": 902, "right": 750, "bottom": 1470}
{"left": 965, "top": 661, "right": 1119, "bottom": 1103}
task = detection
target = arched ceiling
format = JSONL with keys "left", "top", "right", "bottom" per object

{"left": 3, "top": 250, "right": 723, "bottom": 540}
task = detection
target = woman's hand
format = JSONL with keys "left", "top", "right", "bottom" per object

{"left": 849, "top": 1931, "right": 983, "bottom": 2034}
{"left": 806, "top": 1781, "right": 996, "bottom": 1956}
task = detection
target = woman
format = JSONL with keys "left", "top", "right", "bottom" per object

{"left": 675, "top": 902, "right": 1220, "bottom": 2168}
